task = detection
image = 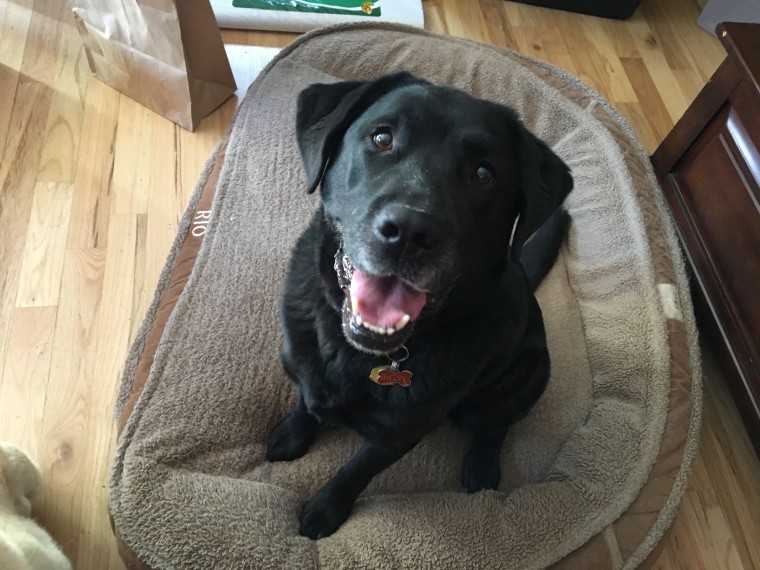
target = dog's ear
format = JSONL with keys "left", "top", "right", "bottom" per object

{"left": 511, "top": 128, "right": 573, "bottom": 261}
{"left": 296, "top": 71, "right": 428, "bottom": 194}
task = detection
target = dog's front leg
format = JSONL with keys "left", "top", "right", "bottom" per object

{"left": 267, "top": 396, "right": 320, "bottom": 462}
{"left": 456, "top": 347, "right": 550, "bottom": 493}
{"left": 299, "top": 439, "right": 417, "bottom": 539}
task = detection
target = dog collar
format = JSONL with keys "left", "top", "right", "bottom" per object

{"left": 369, "top": 345, "right": 413, "bottom": 387}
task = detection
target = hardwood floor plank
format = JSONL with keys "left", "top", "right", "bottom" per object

{"left": 699, "top": 353, "right": 760, "bottom": 570}
{"left": 626, "top": 17, "right": 690, "bottom": 123}
{"left": 0, "top": 0, "right": 68, "bottom": 380}
{"left": 678, "top": 486, "right": 740, "bottom": 569}
{"left": 0, "top": 0, "right": 33, "bottom": 67}
{"left": 435, "top": 0, "right": 490, "bottom": 41}
{"left": 48, "top": 248, "right": 106, "bottom": 380}
{"left": 0, "top": 306, "right": 57, "bottom": 456}
{"left": 0, "top": 0, "right": 33, "bottom": 159}
{"left": 67, "top": 81, "right": 119, "bottom": 250}
{"left": 548, "top": 11, "right": 618, "bottom": 103}
{"left": 620, "top": 57, "right": 674, "bottom": 146}
{"left": 577, "top": 17, "right": 639, "bottom": 104}
{"left": 37, "top": 20, "right": 88, "bottom": 184}
{"left": 219, "top": 29, "right": 296, "bottom": 48}
{"left": 478, "top": 0, "right": 517, "bottom": 47}
{"left": 672, "top": 68, "right": 711, "bottom": 115}
{"left": 0, "top": 80, "right": 55, "bottom": 385}
{"left": 637, "top": 0, "right": 697, "bottom": 73}
{"left": 109, "top": 101, "right": 157, "bottom": 216}
{"left": 508, "top": 11, "right": 573, "bottom": 63}
{"left": 613, "top": 101, "right": 659, "bottom": 153}
{"left": 129, "top": 213, "right": 149, "bottom": 345}
{"left": 15, "top": 183, "right": 74, "bottom": 308}
{"left": 38, "top": 237, "right": 117, "bottom": 566}
{"left": 0, "top": 65, "right": 21, "bottom": 161}
{"left": 17, "top": 0, "right": 69, "bottom": 84}
{"left": 600, "top": 17, "right": 639, "bottom": 59}
{"left": 422, "top": 0, "right": 450, "bottom": 35}
{"left": 502, "top": 1, "right": 537, "bottom": 28}
{"left": 62, "top": 216, "right": 142, "bottom": 568}
{"left": 638, "top": 0, "right": 724, "bottom": 81}
{"left": 144, "top": 179, "right": 179, "bottom": 306}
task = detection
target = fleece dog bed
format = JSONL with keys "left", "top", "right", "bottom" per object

{"left": 109, "top": 23, "right": 700, "bottom": 570}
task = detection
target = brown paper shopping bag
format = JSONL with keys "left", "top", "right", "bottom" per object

{"left": 71, "top": 0, "right": 237, "bottom": 131}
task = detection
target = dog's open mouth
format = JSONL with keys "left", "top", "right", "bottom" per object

{"left": 335, "top": 248, "right": 427, "bottom": 354}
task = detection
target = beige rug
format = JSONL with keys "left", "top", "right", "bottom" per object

{"left": 109, "top": 23, "right": 700, "bottom": 570}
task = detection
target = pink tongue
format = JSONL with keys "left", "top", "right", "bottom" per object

{"left": 349, "top": 270, "right": 427, "bottom": 328}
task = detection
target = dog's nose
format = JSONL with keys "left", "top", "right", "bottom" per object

{"left": 374, "top": 206, "right": 442, "bottom": 256}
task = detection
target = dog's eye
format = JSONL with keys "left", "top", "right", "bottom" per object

{"left": 472, "top": 163, "right": 494, "bottom": 185}
{"left": 372, "top": 128, "right": 393, "bottom": 151}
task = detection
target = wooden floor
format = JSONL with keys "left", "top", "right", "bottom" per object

{"left": 1, "top": 0, "right": 758, "bottom": 568}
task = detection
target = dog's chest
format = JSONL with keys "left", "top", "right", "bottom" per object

{"left": 302, "top": 355, "right": 401, "bottom": 425}
{"left": 301, "top": 344, "right": 479, "bottom": 433}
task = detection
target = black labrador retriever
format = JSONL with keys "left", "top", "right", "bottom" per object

{"left": 267, "top": 71, "right": 573, "bottom": 539}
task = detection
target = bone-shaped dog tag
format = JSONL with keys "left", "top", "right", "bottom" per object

{"left": 369, "top": 365, "right": 413, "bottom": 387}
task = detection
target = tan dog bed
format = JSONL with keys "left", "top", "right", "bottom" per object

{"left": 109, "top": 23, "right": 700, "bottom": 570}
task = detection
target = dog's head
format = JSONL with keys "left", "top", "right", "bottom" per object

{"left": 296, "top": 71, "right": 572, "bottom": 355}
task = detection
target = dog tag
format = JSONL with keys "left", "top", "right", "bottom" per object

{"left": 369, "top": 365, "right": 413, "bottom": 387}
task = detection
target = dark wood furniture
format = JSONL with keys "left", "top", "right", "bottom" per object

{"left": 652, "top": 22, "right": 760, "bottom": 455}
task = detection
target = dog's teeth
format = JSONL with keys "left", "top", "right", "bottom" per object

{"left": 352, "top": 297, "right": 360, "bottom": 316}
{"left": 367, "top": 323, "right": 383, "bottom": 334}
{"left": 395, "top": 314, "right": 411, "bottom": 331}
{"left": 356, "top": 318, "right": 405, "bottom": 336}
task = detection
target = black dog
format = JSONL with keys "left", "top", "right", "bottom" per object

{"left": 267, "top": 71, "right": 573, "bottom": 539}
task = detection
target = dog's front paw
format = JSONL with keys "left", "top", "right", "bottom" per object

{"left": 266, "top": 411, "right": 316, "bottom": 462}
{"left": 299, "top": 489, "right": 353, "bottom": 540}
{"left": 461, "top": 440, "right": 502, "bottom": 493}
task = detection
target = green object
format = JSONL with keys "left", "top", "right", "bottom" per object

{"left": 232, "top": 0, "right": 381, "bottom": 17}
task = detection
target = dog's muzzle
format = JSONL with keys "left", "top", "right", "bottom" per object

{"left": 334, "top": 246, "right": 427, "bottom": 355}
